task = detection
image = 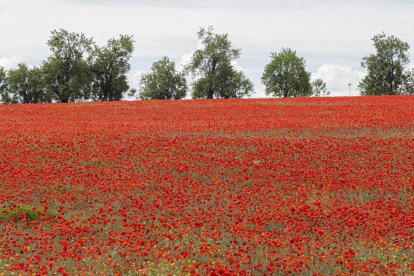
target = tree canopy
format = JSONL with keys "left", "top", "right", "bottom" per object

{"left": 91, "top": 35, "right": 135, "bottom": 101}
{"left": 4, "top": 63, "right": 49, "bottom": 104}
{"left": 139, "top": 56, "right": 187, "bottom": 100}
{"left": 402, "top": 68, "right": 414, "bottom": 95}
{"left": 185, "top": 26, "right": 253, "bottom": 99}
{"left": 2, "top": 28, "right": 414, "bottom": 104}
{"left": 312, "top": 79, "right": 330, "bottom": 97}
{"left": 262, "top": 48, "right": 312, "bottom": 97}
{"left": 359, "top": 33, "right": 411, "bottom": 96}
{"left": 0, "top": 29, "right": 136, "bottom": 104}
{"left": 42, "top": 29, "right": 95, "bottom": 102}
{"left": 0, "top": 67, "right": 7, "bottom": 102}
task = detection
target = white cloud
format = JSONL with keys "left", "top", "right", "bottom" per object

{"left": 177, "top": 50, "right": 194, "bottom": 71}
{"left": 312, "top": 64, "right": 366, "bottom": 96}
{"left": 125, "top": 69, "right": 145, "bottom": 100}
{"left": 0, "top": 55, "right": 25, "bottom": 70}
{"left": 231, "top": 60, "right": 245, "bottom": 73}
{"left": 251, "top": 86, "right": 272, "bottom": 99}
{"left": 177, "top": 39, "right": 206, "bottom": 70}
{"left": 127, "top": 69, "right": 144, "bottom": 92}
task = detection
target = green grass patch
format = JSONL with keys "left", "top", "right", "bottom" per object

{"left": 0, "top": 205, "right": 41, "bottom": 223}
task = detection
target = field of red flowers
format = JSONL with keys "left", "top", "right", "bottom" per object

{"left": 1, "top": 96, "right": 414, "bottom": 275}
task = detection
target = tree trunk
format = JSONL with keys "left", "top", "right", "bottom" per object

{"left": 208, "top": 59, "right": 217, "bottom": 99}
{"left": 208, "top": 88, "right": 214, "bottom": 99}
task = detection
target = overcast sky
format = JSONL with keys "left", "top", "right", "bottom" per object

{"left": 1, "top": 0, "right": 413, "bottom": 97}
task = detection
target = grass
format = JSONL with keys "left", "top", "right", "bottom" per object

{"left": 0, "top": 205, "right": 41, "bottom": 223}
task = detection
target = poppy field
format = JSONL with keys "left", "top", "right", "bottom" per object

{"left": 1, "top": 96, "right": 414, "bottom": 275}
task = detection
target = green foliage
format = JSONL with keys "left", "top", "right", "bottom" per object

{"left": 359, "top": 33, "right": 410, "bottom": 95}
{"left": 262, "top": 48, "right": 312, "bottom": 97}
{"left": 1, "top": 30, "right": 135, "bottom": 104}
{"left": 91, "top": 35, "right": 135, "bottom": 101}
{"left": 312, "top": 78, "right": 330, "bottom": 96}
{"left": 7, "top": 63, "right": 33, "bottom": 103}
{"left": 0, "top": 66, "right": 8, "bottom": 103}
{"left": 139, "top": 56, "right": 187, "bottom": 100}
{"left": 3, "top": 63, "right": 51, "bottom": 104}
{"left": 42, "top": 29, "right": 95, "bottom": 103}
{"left": 401, "top": 68, "right": 414, "bottom": 95}
{"left": 185, "top": 26, "right": 253, "bottom": 99}
{"left": 0, "top": 205, "right": 40, "bottom": 223}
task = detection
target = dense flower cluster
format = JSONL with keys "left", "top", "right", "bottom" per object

{"left": 0, "top": 96, "right": 413, "bottom": 274}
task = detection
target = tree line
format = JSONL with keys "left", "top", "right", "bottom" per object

{"left": 0, "top": 30, "right": 135, "bottom": 104}
{"left": 0, "top": 27, "right": 413, "bottom": 104}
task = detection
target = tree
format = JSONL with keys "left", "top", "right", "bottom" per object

{"left": 312, "top": 79, "right": 330, "bottom": 96}
{"left": 5, "top": 63, "right": 50, "bottom": 103}
{"left": 262, "top": 48, "right": 312, "bottom": 97}
{"left": 27, "top": 66, "right": 52, "bottom": 103}
{"left": 359, "top": 33, "right": 410, "bottom": 96}
{"left": 185, "top": 26, "right": 253, "bottom": 99}
{"left": 402, "top": 68, "right": 414, "bottom": 94}
{"left": 139, "top": 56, "right": 187, "bottom": 100}
{"left": 0, "top": 66, "right": 7, "bottom": 103}
{"left": 42, "top": 29, "right": 94, "bottom": 102}
{"left": 91, "top": 35, "right": 135, "bottom": 101}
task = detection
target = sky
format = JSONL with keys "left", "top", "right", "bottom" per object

{"left": 0, "top": 0, "right": 413, "bottom": 97}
